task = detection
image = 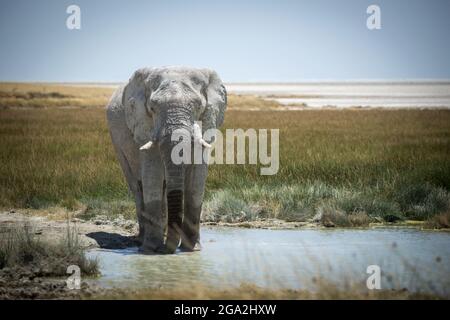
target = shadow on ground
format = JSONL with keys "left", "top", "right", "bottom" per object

{"left": 86, "top": 232, "right": 140, "bottom": 249}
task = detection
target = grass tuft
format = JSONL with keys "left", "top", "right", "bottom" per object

{"left": 424, "top": 211, "right": 450, "bottom": 229}
{"left": 314, "top": 205, "right": 372, "bottom": 227}
{"left": 203, "top": 190, "right": 257, "bottom": 222}
{"left": 0, "top": 223, "right": 98, "bottom": 276}
{"left": 393, "top": 183, "right": 450, "bottom": 220}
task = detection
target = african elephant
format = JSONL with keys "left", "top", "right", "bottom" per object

{"left": 106, "top": 66, "right": 227, "bottom": 254}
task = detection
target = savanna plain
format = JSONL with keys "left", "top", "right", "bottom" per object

{"left": 0, "top": 83, "right": 449, "bottom": 299}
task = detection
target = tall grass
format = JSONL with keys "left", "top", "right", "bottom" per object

{"left": 204, "top": 109, "right": 450, "bottom": 224}
{"left": 95, "top": 282, "right": 446, "bottom": 300}
{"left": 0, "top": 84, "right": 449, "bottom": 225}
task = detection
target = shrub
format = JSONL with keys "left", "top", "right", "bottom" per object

{"left": 314, "top": 205, "right": 372, "bottom": 227}
{"left": 394, "top": 183, "right": 450, "bottom": 220}
{"left": 203, "top": 190, "right": 258, "bottom": 222}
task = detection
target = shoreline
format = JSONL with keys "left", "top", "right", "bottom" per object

{"left": 1, "top": 209, "right": 448, "bottom": 300}
{"left": 1, "top": 209, "right": 448, "bottom": 248}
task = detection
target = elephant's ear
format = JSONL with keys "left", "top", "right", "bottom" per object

{"left": 122, "top": 68, "right": 154, "bottom": 146}
{"left": 201, "top": 70, "right": 227, "bottom": 135}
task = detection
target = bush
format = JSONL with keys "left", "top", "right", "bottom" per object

{"left": 203, "top": 190, "right": 258, "bottom": 222}
{"left": 394, "top": 183, "right": 450, "bottom": 220}
{"left": 202, "top": 180, "right": 450, "bottom": 226}
{"left": 335, "top": 195, "right": 402, "bottom": 222}
{"left": 314, "top": 205, "right": 372, "bottom": 227}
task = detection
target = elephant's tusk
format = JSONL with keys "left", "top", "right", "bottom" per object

{"left": 192, "top": 123, "right": 212, "bottom": 148}
{"left": 139, "top": 140, "right": 153, "bottom": 150}
{"left": 199, "top": 138, "right": 212, "bottom": 148}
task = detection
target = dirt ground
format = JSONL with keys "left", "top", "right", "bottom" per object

{"left": 0, "top": 209, "right": 140, "bottom": 299}
{"left": 0, "top": 209, "right": 430, "bottom": 248}
{"left": 0, "top": 209, "right": 139, "bottom": 249}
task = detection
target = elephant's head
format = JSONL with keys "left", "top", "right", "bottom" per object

{"left": 122, "top": 66, "right": 227, "bottom": 253}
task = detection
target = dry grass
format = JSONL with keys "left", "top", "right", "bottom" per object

{"left": 314, "top": 205, "right": 373, "bottom": 227}
{"left": 205, "top": 109, "right": 450, "bottom": 223}
{"left": 0, "top": 83, "right": 449, "bottom": 225}
{"left": 425, "top": 211, "right": 450, "bottom": 229}
{"left": 95, "top": 282, "right": 445, "bottom": 300}
{"left": 227, "top": 94, "right": 281, "bottom": 110}
{"left": 0, "top": 83, "right": 114, "bottom": 109}
{"left": 0, "top": 107, "right": 122, "bottom": 208}
{"left": 0, "top": 83, "right": 277, "bottom": 111}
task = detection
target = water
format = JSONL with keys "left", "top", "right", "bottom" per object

{"left": 227, "top": 82, "right": 450, "bottom": 108}
{"left": 87, "top": 227, "right": 450, "bottom": 295}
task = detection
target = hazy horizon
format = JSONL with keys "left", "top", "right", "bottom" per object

{"left": 2, "top": 79, "right": 450, "bottom": 85}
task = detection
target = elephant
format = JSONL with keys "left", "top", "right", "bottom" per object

{"left": 106, "top": 66, "right": 227, "bottom": 254}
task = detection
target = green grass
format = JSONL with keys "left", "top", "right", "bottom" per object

{"left": 0, "top": 84, "right": 449, "bottom": 226}
{"left": 204, "top": 109, "right": 450, "bottom": 224}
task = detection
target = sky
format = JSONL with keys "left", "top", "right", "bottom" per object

{"left": 0, "top": 0, "right": 449, "bottom": 82}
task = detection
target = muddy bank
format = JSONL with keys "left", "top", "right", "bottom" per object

{"left": 0, "top": 209, "right": 443, "bottom": 245}
{"left": 1, "top": 210, "right": 448, "bottom": 299}
{"left": 0, "top": 210, "right": 139, "bottom": 249}
{"left": 0, "top": 210, "right": 137, "bottom": 299}
{"left": 0, "top": 267, "right": 104, "bottom": 300}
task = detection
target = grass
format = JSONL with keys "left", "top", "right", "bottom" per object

{"left": 0, "top": 83, "right": 114, "bottom": 109}
{"left": 94, "top": 282, "right": 446, "bottom": 300}
{"left": 0, "top": 82, "right": 279, "bottom": 111}
{"left": 0, "top": 83, "right": 449, "bottom": 227}
{"left": 227, "top": 94, "right": 281, "bottom": 110}
{"left": 0, "top": 223, "right": 98, "bottom": 276}
{"left": 425, "top": 211, "right": 450, "bottom": 229}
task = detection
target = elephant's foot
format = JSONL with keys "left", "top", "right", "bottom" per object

{"left": 179, "top": 240, "right": 202, "bottom": 252}
{"left": 138, "top": 238, "right": 167, "bottom": 254}
{"left": 164, "top": 239, "right": 179, "bottom": 254}
{"left": 138, "top": 245, "right": 166, "bottom": 255}
{"left": 140, "top": 243, "right": 179, "bottom": 255}
{"left": 165, "top": 224, "right": 181, "bottom": 254}
{"left": 140, "top": 232, "right": 165, "bottom": 254}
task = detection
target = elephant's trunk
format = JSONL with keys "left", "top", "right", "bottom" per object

{"left": 160, "top": 136, "right": 186, "bottom": 254}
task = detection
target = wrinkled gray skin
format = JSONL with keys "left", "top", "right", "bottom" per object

{"left": 106, "top": 66, "right": 227, "bottom": 254}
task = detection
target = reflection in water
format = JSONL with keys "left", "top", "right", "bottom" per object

{"left": 87, "top": 227, "right": 450, "bottom": 295}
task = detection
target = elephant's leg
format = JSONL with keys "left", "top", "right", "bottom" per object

{"left": 140, "top": 148, "right": 165, "bottom": 253}
{"left": 110, "top": 139, "right": 145, "bottom": 242}
{"left": 135, "top": 180, "right": 145, "bottom": 242}
{"left": 180, "top": 163, "right": 208, "bottom": 251}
